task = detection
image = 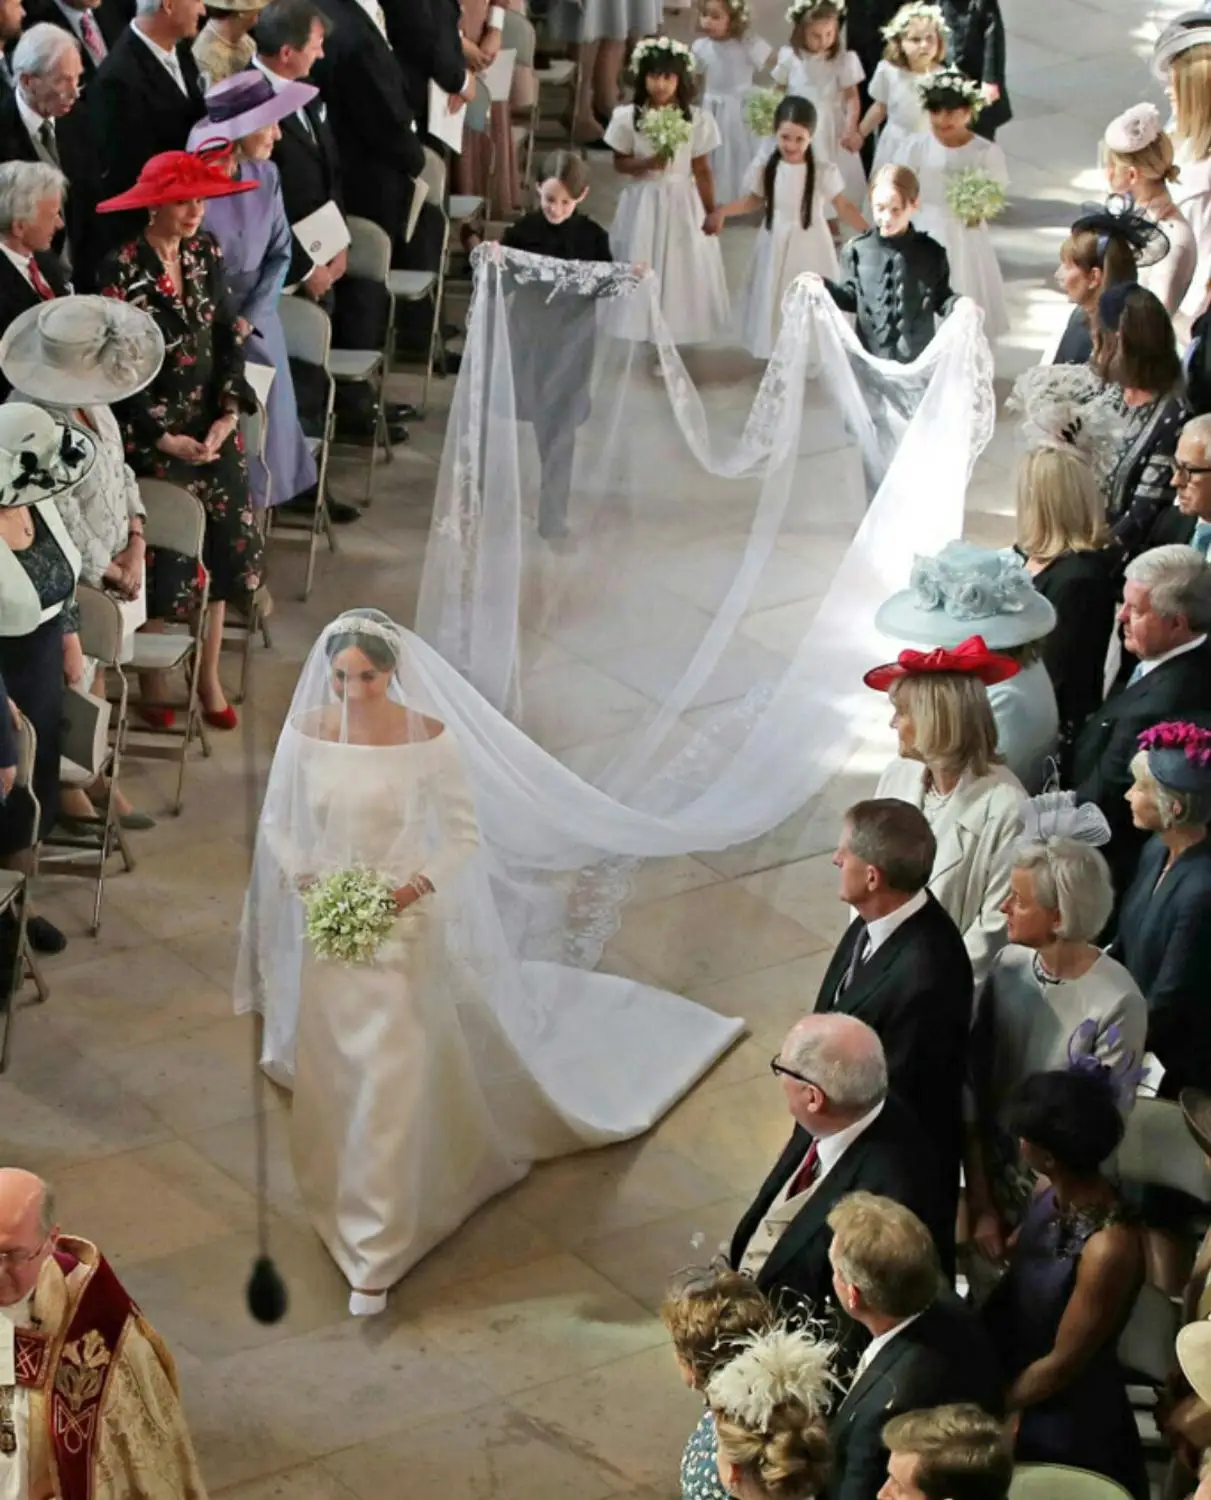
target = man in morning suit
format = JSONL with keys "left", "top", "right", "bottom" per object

{"left": 0, "top": 161, "right": 69, "bottom": 398}
{"left": 1072, "top": 544, "right": 1211, "bottom": 904}
{"left": 816, "top": 798, "right": 973, "bottom": 1247}
{"left": 21, "top": 0, "right": 127, "bottom": 89}
{"left": 825, "top": 1193, "right": 1002, "bottom": 1500}
{"left": 1145, "top": 414, "right": 1211, "bottom": 555}
{"left": 729, "top": 1014, "right": 948, "bottom": 1328}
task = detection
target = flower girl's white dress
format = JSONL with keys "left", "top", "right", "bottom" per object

{"left": 867, "top": 60, "right": 931, "bottom": 176}
{"left": 604, "top": 103, "right": 731, "bottom": 343}
{"left": 898, "top": 131, "right": 1009, "bottom": 339}
{"left": 773, "top": 46, "right": 866, "bottom": 206}
{"left": 692, "top": 34, "right": 773, "bottom": 201}
{"left": 735, "top": 150, "right": 845, "bottom": 357}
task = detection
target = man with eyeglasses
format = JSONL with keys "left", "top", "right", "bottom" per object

{"left": 1153, "top": 413, "right": 1211, "bottom": 557}
{"left": 0, "top": 1167, "right": 207, "bottom": 1497}
{"left": 729, "top": 1014, "right": 947, "bottom": 1343}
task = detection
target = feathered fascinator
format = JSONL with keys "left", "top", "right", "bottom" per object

{"left": 1007, "top": 364, "right": 1125, "bottom": 464}
{"left": 1018, "top": 790, "right": 1112, "bottom": 847}
{"left": 881, "top": 1, "right": 947, "bottom": 41}
{"left": 1103, "top": 102, "right": 1163, "bottom": 155}
{"left": 706, "top": 1326, "right": 839, "bottom": 1428}
{"left": 1137, "top": 721, "right": 1211, "bottom": 793}
{"left": 916, "top": 65, "right": 982, "bottom": 114}
{"left": 630, "top": 35, "right": 694, "bottom": 70}
{"left": 1070, "top": 197, "right": 1170, "bottom": 270}
{"left": 787, "top": 0, "right": 844, "bottom": 24}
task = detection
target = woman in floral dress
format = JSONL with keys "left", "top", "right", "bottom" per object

{"left": 96, "top": 150, "right": 264, "bottom": 731}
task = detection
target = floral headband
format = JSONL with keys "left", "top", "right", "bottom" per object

{"left": 917, "top": 65, "right": 983, "bottom": 114}
{"left": 630, "top": 35, "right": 694, "bottom": 70}
{"left": 881, "top": 2, "right": 946, "bottom": 41}
{"left": 716, "top": 0, "right": 751, "bottom": 21}
{"left": 787, "top": 0, "right": 843, "bottom": 25}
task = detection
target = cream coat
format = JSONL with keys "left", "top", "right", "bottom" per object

{"left": 875, "top": 757, "right": 1025, "bottom": 987}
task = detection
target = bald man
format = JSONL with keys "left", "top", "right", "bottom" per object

{"left": 0, "top": 1168, "right": 207, "bottom": 1498}
{"left": 730, "top": 1016, "right": 950, "bottom": 1328}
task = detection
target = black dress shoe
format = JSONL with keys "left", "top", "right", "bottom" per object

{"left": 442, "top": 353, "right": 462, "bottom": 376}
{"left": 338, "top": 415, "right": 410, "bottom": 446}
{"left": 278, "top": 493, "right": 362, "bottom": 525}
{"left": 387, "top": 402, "right": 419, "bottom": 422}
{"left": 27, "top": 915, "right": 66, "bottom": 955}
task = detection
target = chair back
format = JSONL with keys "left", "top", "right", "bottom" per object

{"left": 137, "top": 480, "right": 207, "bottom": 561}
{"left": 1118, "top": 1097, "right": 1211, "bottom": 1203}
{"left": 1009, "top": 1466, "right": 1135, "bottom": 1500}
{"left": 14, "top": 715, "right": 35, "bottom": 791}
{"left": 504, "top": 10, "right": 535, "bottom": 65}
{"left": 1117, "top": 1280, "right": 1180, "bottom": 1383}
{"left": 344, "top": 216, "right": 392, "bottom": 285}
{"left": 280, "top": 294, "right": 332, "bottom": 369}
{"left": 422, "top": 146, "right": 447, "bottom": 210}
{"left": 75, "top": 584, "right": 125, "bottom": 669}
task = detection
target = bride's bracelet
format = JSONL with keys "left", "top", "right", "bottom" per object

{"left": 402, "top": 873, "right": 435, "bottom": 902}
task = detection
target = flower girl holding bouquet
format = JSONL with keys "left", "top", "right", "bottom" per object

{"left": 708, "top": 94, "right": 867, "bottom": 356}
{"left": 692, "top": 0, "right": 774, "bottom": 202}
{"left": 857, "top": 1, "right": 948, "bottom": 178}
{"left": 773, "top": 0, "right": 866, "bottom": 208}
{"left": 897, "top": 66, "right": 1009, "bottom": 337}
{"left": 606, "top": 35, "right": 731, "bottom": 343}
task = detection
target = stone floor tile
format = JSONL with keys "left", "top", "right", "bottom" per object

{"left": 577, "top": 1198, "right": 751, "bottom": 1314}
{"left": 213, "top": 1464, "right": 361, "bottom": 1500}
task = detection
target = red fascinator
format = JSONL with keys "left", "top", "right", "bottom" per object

{"left": 96, "top": 150, "right": 259, "bottom": 214}
{"left": 863, "top": 634, "right": 1020, "bottom": 692}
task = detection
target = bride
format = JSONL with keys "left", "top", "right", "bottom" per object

{"left": 236, "top": 608, "right": 744, "bottom": 1315}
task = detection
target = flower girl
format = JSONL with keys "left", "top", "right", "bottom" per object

{"left": 857, "top": 1, "right": 947, "bottom": 178}
{"left": 692, "top": 0, "right": 774, "bottom": 202}
{"left": 898, "top": 66, "right": 1009, "bottom": 338}
{"left": 773, "top": 0, "right": 865, "bottom": 207}
{"left": 606, "top": 36, "right": 730, "bottom": 343}
{"left": 709, "top": 94, "right": 867, "bottom": 356}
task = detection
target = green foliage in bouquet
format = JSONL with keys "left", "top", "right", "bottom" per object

{"left": 303, "top": 867, "right": 398, "bottom": 965}
{"left": 744, "top": 87, "right": 784, "bottom": 138}
{"left": 945, "top": 167, "right": 1006, "bottom": 228}
{"left": 640, "top": 104, "right": 694, "bottom": 161}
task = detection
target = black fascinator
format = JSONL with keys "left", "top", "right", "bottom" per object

{"left": 1071, "top": 195, "right": 1171, "bottom": 270}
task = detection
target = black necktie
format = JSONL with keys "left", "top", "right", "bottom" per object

{"left": 38, "top": 121, "right": 59, "bottom": 168}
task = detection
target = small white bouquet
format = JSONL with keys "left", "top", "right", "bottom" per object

{"left": 640, "top": 104, "right": 694, "bottom": 162}
{"left": 744, "top": 87, "right": 783, "bottom": 138}
{"left": 945, "top": 168, "right": 1006, "bottom": 229}
{"left": 302, "top": 866, "right": 398, "bottom": 965}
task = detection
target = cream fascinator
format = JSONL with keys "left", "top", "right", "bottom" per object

{"left": 706, "top": 1325, "right": 838, "bottom": 1428}
{"left": 1007, "top": 364, "right": 1125, "bottom": 466}
{"left": 1018, "top": 789, "right": 1112, "bottom": 848}
{"left": 1104, "top": 102, "right": 1163, "bottom": 155}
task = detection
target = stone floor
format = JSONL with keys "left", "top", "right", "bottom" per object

{"left": 0, "top": 2, "right": 1188, "bottom": 1494}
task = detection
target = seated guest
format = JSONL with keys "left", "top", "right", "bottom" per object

{"left": 874, "top": 542, "right": 1059, "bottom": 795}
{"left": 879, "top": 1406, "right": 1013, "bottom": 1500}
{"left": 1072, "top": 543, "right": 1211, "bottom": 903}
{"left": 730, "top": 1015, "right": 947, "bottom": 1320}
{"left": 21, "top": 0, "right": 127, "bottom": 87}
{"left": 97, "top": 150, "right": 264, "bottom": 731}
{"left": 1114, "top": 722, "right": 1211, "bottom": 1096}
{"left": 1095, "top": 282, "right": 1188, "bottom": 559}
{"left": 1044, "top": 206, "right": 1143, "bottom": 366}
{"left": 866, "top": 633, "right": 1026, "bottom": 984}
{"left": 707, "top": 1324, "right": 834, "bottom": 1500}
{"left": 0, "top": 25, "right": 103, "bottom": 288}
{"left": 0, "top": 401, "right": 96, "bottom": 967}
{"left": 187, "top": 73, "right": 317, "bottom": 514}
{"left": 1151, "top": 411, "right": 1211, "bottom": 553}
{"left": 966, "top": 796, "right": 1146, "bottom": 1261}
{"left": 816, "top": 798, "right": 972, "bottom": 1238}
{"left": 0, "top": 1166, "right": 207, "bottom": 1495}
{"left": 193, "top": 0, "right": 265, "bottom": 85}
{"left": 1010, "top": 363, "right": 1124, "bottom": 779}
{"left": 826, "top": 1193, "right": 1001, "bottom": 1500}
{"left": 660, "top": 1267, "right": 773, "bottom": 1500}
{"left": 981, "top": 1069, "right": 1148, "bottom": 1500}
{"left": 0, "top": 161, "right": 69, "bottom": 397}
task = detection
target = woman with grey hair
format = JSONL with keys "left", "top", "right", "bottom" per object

{"left": 965, "top": 792, "right": 1147, "bottom": 1263}
{"left": 1112, "top": 722, "right": 1211, "bottom": 1098}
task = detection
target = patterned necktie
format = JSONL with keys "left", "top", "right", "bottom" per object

{"left": 38, "top": 120, "right": 59, "bottom": 168}
{"left": 27, "top": 257, "right": 55, "bottom": 301}
{"left": 787, "top": 1141, "right": 820, "bottom": 1198}
{"left": 79, "top": 10, "right": 106, "bottom": 65}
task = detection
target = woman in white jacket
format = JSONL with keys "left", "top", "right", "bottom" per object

{"left": 866, "top": 635, "right": 1026, "bottom": 986}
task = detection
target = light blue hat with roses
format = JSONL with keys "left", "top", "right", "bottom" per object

{"left": 875, "top": 540, "right": 1057, "bottom": 650}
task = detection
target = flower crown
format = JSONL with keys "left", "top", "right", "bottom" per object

{"left": 909, "top": 548, "right": 1036, "bottom": 622}
{"left": 706, "top": 1326, "right": 838, "bottom": 1429}
{"left": 1007, "top": 364, "right": 1125, "bottom": 464}
{"left": 787, "top": 0, "right": 843, "bottom": 25}
{"left": 630, "top": 35, "right": 694, "bottom": 70}
{"left": 720, "top": 0, "right": 751, "bottom": 22}
{"left": 881, "top": 2, "right": 946, "bottom": 41}
{"left": 917, "top": 65, "right": 982, "bottom": 114}
{"left": 1137, "top": 721, "right": 1211, "bottom": 764}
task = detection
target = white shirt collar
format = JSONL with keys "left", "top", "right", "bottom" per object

{"left": 863, "top": 888, "right": 927, "bottom": 958}
{"left": 131, "top": 22, "right": 187, "bottom": 91}
{"left": 14, "top": 89, "right": 51, "bottom": 149}
{"left": 1135, "top": 632, "right": 1208, "bottom": 680}
{"left": 815, "top": 1098, "right": 885, "bottom": 1179}
{"left": 0, "top": 241, "right": 35, "bottom": 285}
{"left": 854, "top": 1310, "right": 923, "bottom": 1378}
{"left": 252, "top": 55, "right": 289, "bottom": 92}
{"left": 51, "top": 0, "right": 85, "bottom": 35}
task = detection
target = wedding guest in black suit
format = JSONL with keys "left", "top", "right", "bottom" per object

{"left": 827, "top": 1193, "right": 1002, "bottom": 1500}
{"left": 880, "top": 1406, "right": 1013, "bottom": 1500}
{"left": 387, "top": 0, "right": 467, "bottom": 135}
{"left": 1114, "top": 722, "right": 1211, "bottom": 1097}
{"left": 816, "top": 799, "right": 973, "bottom": 1240}
{"left": 1072, "top": 544, "right": 1211, "bottom": 905}
{"left": 0, "top": 0, "right": 26, "bottom": 94}
{"left": 88, "top": 0, "right": 206, "bottom": 247}
{"left": 730, "top": 1014, "right": 948, "bottom": 1325}
{"left": 937, "top": 0, "right": 1011, "bottom": 138}
{"left": 22, "top": 0, "right": 127, "bottom": 87}
{"left": 1144, "top": 413, "right": 1211, "bottom": 556}
{"left": 0, "top": 161, "right": 69, "bottom": 398}
{"left": 0, "top": 26, "right": 103, "bottom": 287}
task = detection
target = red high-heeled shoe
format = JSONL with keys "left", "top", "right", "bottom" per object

{"left": 137, "top": 706, "right": 176, "bottom": 730}
{"left": 203, "top": 705, "right": 239, "bottom": 731}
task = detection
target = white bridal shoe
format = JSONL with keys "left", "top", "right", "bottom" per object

{"left": 348, "top": 1290, "right": 388, "bottom": 1316}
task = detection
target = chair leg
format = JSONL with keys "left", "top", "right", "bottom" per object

{"left": 0, "top": 886, "right": 26, "bottom": 1073}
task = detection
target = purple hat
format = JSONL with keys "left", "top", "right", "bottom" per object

{"left": 186, "top": 72, "right": 318, "bottom": 151}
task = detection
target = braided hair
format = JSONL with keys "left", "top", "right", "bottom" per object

{"left": 763, "top": 95, "right": 818, "bottom": 230}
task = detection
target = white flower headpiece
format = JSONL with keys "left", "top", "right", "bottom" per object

{"left": 1104, "top": 102, "right": 1163, "bottom": 156}
{"left": 787, "top": 0, "right": 843, "bottom": 25}
{"left": 706, "top": 1326, "right": 838, "bottom": 1429}
{"left": 630, "top": 35, "right": 693, "bottom": 69}
{"left": 721, "top": 0, "right": 752, "bottom": 22}
{"left": 1007, "top": 365, "right": 1125, "bottom": 465}
{"left": 1019, "top": 790, "right": 1112, "bottom": 848}
{"left": 881, "top": 2, "right": 947, "bottom": 42}
{"left": 916, "top": 65, "right": 982, "bottom": 113}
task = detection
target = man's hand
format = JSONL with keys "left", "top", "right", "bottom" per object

{"left": 304, "top": 263, "right": 334, "bottom": 299}
{"left": 327, "top": 248, "right": 348, "bottom": 284}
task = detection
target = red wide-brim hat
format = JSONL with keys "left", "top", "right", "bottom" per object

{"left": 863, "top": 634, "right": 1020, "bottom": 692}
{"left": 96, "top": 149, "right": 260, "bottom": 214}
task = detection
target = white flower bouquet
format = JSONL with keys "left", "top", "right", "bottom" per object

{"left": 640, "top": 104, "right": 694, "bottom": 161}
{"left": 945, "top": 167, "right": 1006, "bottom": 228}
{"left": 302, "top": 866, "right": 399, "bottom": 965}
{"left": 744, "top": 87, "right": 784, "bottom": 138}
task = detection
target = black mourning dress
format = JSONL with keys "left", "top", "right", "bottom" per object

{"left": 501, "top": 210, "right": 613, "bottom": 538}
{"left": 825, "top": 227, "right": 957, "bottom": 363}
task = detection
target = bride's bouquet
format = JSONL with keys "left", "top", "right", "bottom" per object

{"left": 640, "top": 105, "right": 694, "bottom": 161}
{"left": 744, "top": 87, "right": 783, "bottom": 138}
{"left": 303, "top": 867, "right": 398, "bottom": 965}
{"left": 945, "top": 168, "right": 1006, "bottom": 229}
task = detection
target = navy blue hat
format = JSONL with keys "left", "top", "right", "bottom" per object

{"left": 1138, "top": 721, "right": 1211, "bottom": 794}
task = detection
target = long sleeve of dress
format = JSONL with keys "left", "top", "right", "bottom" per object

{"left": 52, "top": 491, "right": 114, "bottom": 589}
{"left": 100, "top": 253, "right": 172, "bottom": 451}
{"left": 1141, "top": 897, "right": 1211, "bottom": 1069}
{"left": 1110, "top": 400, "right": 1185, "bottom": 557}
{"left": 237, "top": 174, "right": 293, "bottom": 335}
{"left": 415, "top": 738, "right": 481, "bottom": 892}
{"left": 963, "top": 810, "right": 1018, "bottom": 987}
{"left": 1039, "top": 569, "right": 1116, "bottom": 748}
{"left": 203, "top": 239, "right": 258, "bottom": 416}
